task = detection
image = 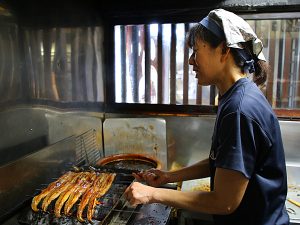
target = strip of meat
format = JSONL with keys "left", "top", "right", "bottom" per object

{"left": 87, "top": 173, "right": 116, "bottom": 222}
{"left": 31, "top": 171, "right": 75, "bottom": 212}
{"left": 76, "top": 173, "right": 108, "bottom": 222}
{"left": 64, "top": 172, "right": 97, "bottom": 216}
{"left": 41, "top": 172, "right": 82, "bottom": 212}
{"left": 54, "top": 172, "right": 90, "bottom": 218}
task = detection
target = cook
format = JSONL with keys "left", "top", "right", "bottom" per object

{"left": 124, "top": 8, "right": 289, "bottom": 225}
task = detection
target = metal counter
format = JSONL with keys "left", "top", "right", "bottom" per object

{"left": 179, "top": 173, "right": 300, "bottom": 225}
{"left": 178, "top": 178, "right": 213, "bottom": 225}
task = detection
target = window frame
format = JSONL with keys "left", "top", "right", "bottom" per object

{"left": 104, "top": 10, "right": 300, "bottom": 120}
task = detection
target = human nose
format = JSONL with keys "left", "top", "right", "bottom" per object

{"left": 189, "top": 53, "right": 195, "bottom": 65}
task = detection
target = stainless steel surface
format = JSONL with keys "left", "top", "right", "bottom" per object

{"left": 0, "top": 8, "right": 21, "bottom": 104}
{"left": 103, "top": 118, "right": 167, "bottom": 170}
{"left": 279, "top": 120, "right": 300, "bottom": 166}
{"left": 1, "top": 3, "right": 106, "bottom": 105}
{"left": 0, "top": 135, "right": 77, "bottom": 222}
{"left": 104, "top": 113, "right": 216, "bottom": 170}
{"left": 164, "top": 116, "right": 215, "bottom": 168}
{"left": 288, "top": 166, "right": 300, "bottom": 187}
{"left": 0, "top": 107, "right": 104, "bottom": 167}
{"left": 46, "top": 110, "right": 104, "bottom": 145}
{"left": 28, "top": 27, "right": 105, "bottom": 102}
{"left": 0, "top": 107, "right": 48, "bottom": 161}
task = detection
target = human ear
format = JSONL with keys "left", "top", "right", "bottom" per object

{"left": 220, "top": 43, "right": 230, "bottom": 62}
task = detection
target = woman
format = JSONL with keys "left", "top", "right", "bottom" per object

{"left": 124, "top": 9, "right": 289, "bottom": 225}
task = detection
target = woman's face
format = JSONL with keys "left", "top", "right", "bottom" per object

{"left": 189, "top": 38, "right": 222, "bottom": 86}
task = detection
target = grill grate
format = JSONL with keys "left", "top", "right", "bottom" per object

{"left": 75, "top": 129, "right": 103, "bottom": 166}
{"left": 101, "top": 193, "right": 140, "bottom": 225}
{"left": 18, "top": 173, "right": 134, "bottom": 225}
{"left": 15, "top": 172, "right": 172, "bottom": 225}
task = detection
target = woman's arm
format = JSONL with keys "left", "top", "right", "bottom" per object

{"left": 167, "top": 158, "right": 211, "bottom": 182}
{"left": 125, "top": 167, "right": 249, "bottom": 215}
{"left": 134, "top": 158, "right": 211, "bottom": 187}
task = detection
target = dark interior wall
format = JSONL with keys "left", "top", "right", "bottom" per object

{"left": 2, "top": 0, "right": 300, "bottom": 27}
{"left": 2, "top": 0, "right": 103, "bottom": 28}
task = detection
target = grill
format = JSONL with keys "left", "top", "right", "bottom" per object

{"left": 17, "top": 172, "right": 135, "bottom": 225}
{"left": 12, "top": 170, "right": 172, "bottom": 225}
{"left": 1, "top": 128, "right": 173, "bottom": 225}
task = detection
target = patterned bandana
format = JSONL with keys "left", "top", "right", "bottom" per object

{"left": 199, "top": 8, "right": 266, "bottom": 62}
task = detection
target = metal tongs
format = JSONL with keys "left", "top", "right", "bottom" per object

{"left": 71, "top": 165, "right": 140, "bottom": 175}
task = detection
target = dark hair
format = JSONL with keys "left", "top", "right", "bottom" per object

{"left": 230, "top": 42, "right": 270, "bottom": 86}
{"left": 187, "top": 24, "right": 222, "bottom": 49}
{"left": 186, "top": 24, "right": 270, "bottom": 86}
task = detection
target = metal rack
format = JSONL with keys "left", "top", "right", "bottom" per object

{"left": 101, "top": 192, "right": 140, "bottom": 225}
{"left": 75, "top": 129, "right": 103, "bottom": 166}
{"left": 17, "top": 173, "right": 135, "bottom": 225}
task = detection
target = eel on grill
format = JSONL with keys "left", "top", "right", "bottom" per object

{"left": 77, "top": 173, "right": 114, "bottom": 222}
{"left": 64, "top": 172, "right": 97, "bottom": 216}
{"left": 54, "top": 172, "right": 91, "bottom": 218}
{"left": 41, "top": 172, "right": 82, "bottom": 212}
{"left": 31, "top": 171, "right": 75, "bottom": 212}
{"left": 31, "top": 171, "right": 116, "bottom": 223}
{"left": 87, "top": 173, "right": 116, "bottom": 222}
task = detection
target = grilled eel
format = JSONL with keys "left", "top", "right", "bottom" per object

{"left": 31, "top": 171, "right": 75, "bottom": 212}
{"left": 41, "top": 172, "right": 82, "bottom": 212}
{"left": 64, "top": 172, "right": 97, "bottom": 216}
{"left": 87, "top": 173, "right": 116, "bottom": 222}
{"left": 77, "top": 173, "right": 109, "bottom": 222}
{"left": 54, "top": 172, "right": 91, "bottom": 218}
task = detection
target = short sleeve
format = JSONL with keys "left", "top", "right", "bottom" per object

{"left": 215, "top": 112, "right": 271, "bottom": 179}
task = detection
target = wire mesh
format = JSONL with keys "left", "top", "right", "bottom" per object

{"left": 75, "top": 129, "right": 103, "bottom": 166}
{"left": 18, "top": 173, "right": 134, "bottom": 225}
{"left": 105, "top": 201, "right": 139, "bottom": 225}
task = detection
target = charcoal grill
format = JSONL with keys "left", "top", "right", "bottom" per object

{"left": 1, "top": 129, "right": 173, "bottom": 225}
{"left": 16, "top": 172, "right": 134, "bottom": 225}
{"left": 5, "top": 169, "right": 172, "bottom": 225}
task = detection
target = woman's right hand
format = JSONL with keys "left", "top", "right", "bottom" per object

{"left": 132, "top": 168, "right": 169, "bottom": 187}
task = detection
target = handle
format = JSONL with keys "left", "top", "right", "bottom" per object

{"left": 288, "top": 198, "right": 300, "bottom": 207}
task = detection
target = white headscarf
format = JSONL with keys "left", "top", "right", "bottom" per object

{"left": 200, "top": 8, "right": 266, "bottom": 61}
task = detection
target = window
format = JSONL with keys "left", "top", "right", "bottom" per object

{"left": 114, "top": 13, "right": 300, "bottom": 111}
{"left": 245, "top": 17, "right": 300, "bottom": 109}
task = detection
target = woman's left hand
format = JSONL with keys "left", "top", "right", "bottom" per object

{"left": 124, "top": 182, "right": 156, "bottom": 206}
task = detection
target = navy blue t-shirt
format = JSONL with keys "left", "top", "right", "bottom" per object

{"left": 209, "top": 78, "right": 289, "bottom": 225}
